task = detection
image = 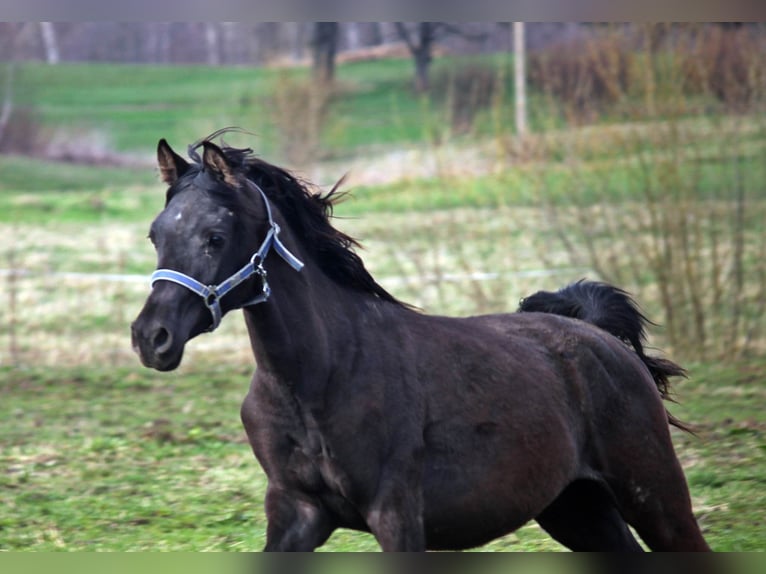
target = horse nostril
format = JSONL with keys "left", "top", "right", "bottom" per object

{"left": 152, "top": 326, "right": 173, "bottom": 355}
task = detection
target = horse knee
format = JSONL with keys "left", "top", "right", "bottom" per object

{"left": 263, "top": 489, "right": 333, "bottom": 551}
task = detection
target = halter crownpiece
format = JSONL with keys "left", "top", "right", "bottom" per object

{"left": 150, "top": 181, "right": 304, "bottom": 332}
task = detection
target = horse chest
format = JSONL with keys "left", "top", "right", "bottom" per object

{"left": 246, "top": 390, "right": 354, "bottom": 503}
{"left": 288, "top": 429, "right": 350, "bottom": 495}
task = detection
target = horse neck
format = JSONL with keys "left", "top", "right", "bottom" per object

{"left": 241, "top": 222, "right": 378, "bottom": 388}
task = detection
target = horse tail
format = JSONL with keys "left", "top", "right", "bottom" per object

{"left": 518, "top": 280, "right": 691, "bottom": 433}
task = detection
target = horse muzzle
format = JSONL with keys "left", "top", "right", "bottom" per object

{"left": 131, "top": 317, "right": 185, "bottom": 372}
{"left": 131, "top": 281, "right": 216, "bottom": 370}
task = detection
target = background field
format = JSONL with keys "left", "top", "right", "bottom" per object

{"left": 1, "top": 34, "right": 765, "bottom": 551}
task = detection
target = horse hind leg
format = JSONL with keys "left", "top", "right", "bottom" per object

{"left": 604, "top": 443, "right": 711, "bottom": 551}
{"left": 535, "top": 479, "right": 644, "bottom": 552}
{"left": 610, "top": 472, "right": 711, "bottom": 551}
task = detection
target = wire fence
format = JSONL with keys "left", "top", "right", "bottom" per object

{"left": 0, "top": 262, "right": 589, "bottom": 370}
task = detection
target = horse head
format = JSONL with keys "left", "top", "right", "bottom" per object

{"left": 131, "top": 138, "right": 302, "bottom": 371}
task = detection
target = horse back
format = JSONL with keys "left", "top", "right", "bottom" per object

{"left": 408, "top": 311, "right": 671, "bottom": 479}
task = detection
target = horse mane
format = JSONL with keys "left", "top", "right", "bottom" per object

{"left": 184, "top": 133, "right": 408, "bottom": 308}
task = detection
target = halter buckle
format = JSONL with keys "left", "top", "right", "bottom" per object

{"left": 204, "top": 289, "right": 219, "bottom": 309}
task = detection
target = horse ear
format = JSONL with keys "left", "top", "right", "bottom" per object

{"left": 157, "top": 139, "right": 190, "bottom": 186}
{"left": 202, "top": 141, "right": 239, "bottom": 188}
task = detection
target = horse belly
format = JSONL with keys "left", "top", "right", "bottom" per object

{"left": 420, "top": 418, "right": 578, "bottom": 550}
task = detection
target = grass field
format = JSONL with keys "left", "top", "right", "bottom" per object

{"left": 1, "top": 357, "right": 764, "bottom": 551}
{"left": 1, "top": 58, "right": 765, "bottom": 551}
{"left": 14, "top": 58, "right": 514, "bottom": 158}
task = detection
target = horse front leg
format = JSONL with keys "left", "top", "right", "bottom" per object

{"left": 263, "top": 486, "right": 334, "bottom": 552}
{"left": 365, "top": 461, "right": 427, "bottom": 551}
{"left": 366, "top": 490, "right": 426, "bottom": 551}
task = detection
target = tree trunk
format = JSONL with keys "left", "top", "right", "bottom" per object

{"left": 0, "top": 26, "right": 20, "bottom": 147}
{"left": 414, "top": 47, "right": 431, "bottom": 93}
{"left": 290, "top": 22, "right": 307, "bottom": 62}
{"left": 395, "top": 22, "right": 436, "bottom": 94}
{"left": 40, "top": 22, "right": 59, "bottom": 64}
{"left": 364, "top": 22, "right": 383, "bottom": 47}
{"left": 205, "top": 23, "right": 221, "bottom": 65}
{"left": 346, "top": 22, "right": 361, "bottom": 50}
{"left": 513, "top": 22, "right": 527, "bottom": 136}
{"left": 311, "top": 22, "right": 338, "bottom": 84}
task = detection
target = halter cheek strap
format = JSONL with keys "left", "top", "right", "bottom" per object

{"left": 150, "top": 182, "right": 304, "bottom": 332}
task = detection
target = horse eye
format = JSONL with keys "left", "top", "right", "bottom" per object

{"left": 208, "top": 234, "right": 226, "bottom": 248}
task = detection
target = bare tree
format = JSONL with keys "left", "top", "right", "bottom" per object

{"left": 364, "top": 22, "right": 383, "bottom": 47}
{"left": 288, "top": 22, "right": 308, "bottom": 62}
{"left": 395, "top": 22, "right": 488, "bottom": 93}
{"left": 146, "top": 22, "right": 171, "bottom": 63}
{"left": 205, "top": 23, "right": 221, "bottom": 65}
{"left": 513, "top": 22, "right": 527, "bottom": 136}
{"left": 311, "top": 22, "right": 339, "bottom": 84}
{"left": 395, "top": 22, "right": 437, "bottom": 93}
{"left": 0, "top": 24, "right": 22, "bottom": 147}
{"left": 39, "top": 22, "right": 59, "bottom": 64}
{"left": 345, "top": 22, "right": 361, "bottom": 50}
{"left": 0, "top": 62, "right": 16, "bottom": 146}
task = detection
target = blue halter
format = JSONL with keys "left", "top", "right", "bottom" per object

{"left": 150, "top": 181, "right": 304, "bottom": 332}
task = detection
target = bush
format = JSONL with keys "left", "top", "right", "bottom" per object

{"left": 529, "top": 28, "right": 635, "bottom": 122}
{"left": 680, "top": 25, "right": 766, "bottom": 109}
{"left": 529, "top": 24, "right": 766, "bottom": 122}
{"left": 260, "top": 72, "right": 335, "bottom": 166}
{"left": 0, "top": 60, "right": 44, "bottom": 156}
{"left": 431, "top": 62, "right": 502, "bottom": 133}
{"left": 532, "top": 115, "right": 766, "bottom": 360}
{"left": 0, "top": 105, "right": 43, "bottom": 155}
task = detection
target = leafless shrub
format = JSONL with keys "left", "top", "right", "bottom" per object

{"left": 528, "top": 27, "right": 635, "bottom": 122}
{"left": 432, "top": 62, "right": 501, "bottom": 133}
{"left": 0, "top": 105, "right": 44, "bottom": 155}
{"left": 261, "top": 72, "right": 335, "bottom": 166}
{"left": 519, "top": 24, "right": 766, "bottom": 359}
{"left": 679, "top": 25, "right": 766, "bottom": 109}
{"left": 0, "top": 58, "right": 44, "bottom": 155}
{"left": 529, "top": 24, "right": 766, "bottom": 122}
{"left": 533, "top": 115, "right": 766, "bottom": 360}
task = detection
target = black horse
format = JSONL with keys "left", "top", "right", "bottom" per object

{"left": 131, "top": 132, "right": 710, "bottom": 552}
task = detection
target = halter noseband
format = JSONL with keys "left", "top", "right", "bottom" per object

{"left": 150, "top": 181, "right": 304, "bottom": 332}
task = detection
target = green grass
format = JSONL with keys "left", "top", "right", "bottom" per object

{"left": 2, "top": 136, "right": 763, "bottom": 225}
{"left": 1, "top": 357, "right": 763, "bottom": 551}
{"left": 7, "top": 58, "right": 761, "bottom": 225}
{"left": 10, "top": 56, "right": 610, "bottom": 159}
{"left": 17, "top": 63, "right": 280, "bottom": 153}
{"left": 668, "top": 360, "right": 766, "bottom": 551}
{"left": 0, "top": 155, "right": 152, "bottom": 193}
{"left": 16, "top": 60, "right": 441, "bottom": 157}
{"left": 0, "top": 155, "right": 159, "bottom": 223}
{"left": 5, "top": 56, "right": 764, "bottom": 225}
